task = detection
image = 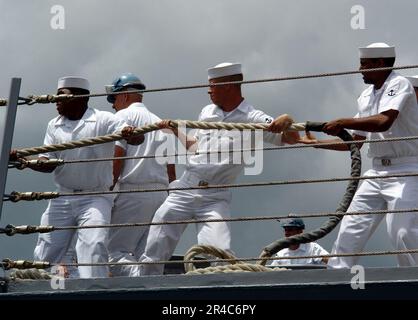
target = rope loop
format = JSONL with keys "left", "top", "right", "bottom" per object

{"left": 7, "top": 191, "right": 60, "bottom": 202}
{"left": 184, "top": 245, "right": 240, "bottom": 273}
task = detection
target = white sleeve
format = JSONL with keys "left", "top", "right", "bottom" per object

{"left": 251, "top": 111, "right": 282, "bottom": 146}
{"left": 107, "top": 112, "right": 128, "bottom": 134}
{"left": 107, "top": 112, "right": 128, "bottom": 150}
{"left": 269, "top": 254, "right": 282, "bottom": 266}
{"left": 39, "top": 122, "right": 56, "bottom": 159}
{"left": 158, "top": 131, "right": 177, "bottom": 164}
{"left": 379, "top": 78, "right": 414, "bottom": 113}
{"left": 192, "top": 109, "right": 206, "bottom": 140}
{"left": 312, "top": 243, "right": 329, "bottom": 264}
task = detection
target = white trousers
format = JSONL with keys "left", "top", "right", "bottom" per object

{"left": 329, "top": 164, "right": 418, "bottom": 268}
{"left": 139, "top": 176, "right": 232, "bottom": 275}
{"left": 60, "top": 234, "right": 80, "bottom": 278}
{"left": 34, "top": 195, "right": 113, "bottom": 278}
{"left": 107, "top": 182, "right": 167, "bottom": 277}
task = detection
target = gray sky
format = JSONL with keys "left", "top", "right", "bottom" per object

{"left": 1, "top": 0, "right": 418, "bottom": 267}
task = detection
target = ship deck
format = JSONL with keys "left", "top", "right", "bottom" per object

{"left": 2, "top": 266, "right": 418, "bottom": 300}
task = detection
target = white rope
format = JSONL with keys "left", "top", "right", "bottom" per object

{"left": 12, "top": 134, "right": 418, "bottom": 167}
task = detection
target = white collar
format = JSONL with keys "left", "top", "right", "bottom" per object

{"left": 54, "top": 107, "right": 96, "bottom": 126}
{"left": 214, "top": 99, "right": 250, "bottom": 117}
{"left": 289, "top": 243, "right": 308, "bottom": 252}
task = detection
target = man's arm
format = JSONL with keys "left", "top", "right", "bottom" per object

{"left": 159, "top": 120, "right": 198, "bottom": 151}
{"left": 166, "top": 164, "right": 176, "bottom": 183}
{"left": 281, "top": 131, "right": 301, "bottom": 145}
{"left": 121, "top": 126, "right": 145, "bottom": 145}
{"left": 266, "top": 114, "right": 301, "bottom": 145}
{"left": 299, "top": 132, "right": 365, "bottom": 151}
{"left": 322, "top": 110, "right": 399, "bottom": 135}
{"left": 112, "top": 145, "right": 125, "bottom": 188}
{"left": 10, "top": 150, "right": 58, "bottom": 173}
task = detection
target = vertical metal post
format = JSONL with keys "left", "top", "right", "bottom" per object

{"left": 0, "top": 78, "right": 21, "bottom": 222}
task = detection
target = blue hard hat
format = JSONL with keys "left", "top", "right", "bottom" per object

{"left": 280, "top": 218, "right": 305, "bottom": 229}
{"left": 106, "top": 73, "right": 146, "bottom": 103}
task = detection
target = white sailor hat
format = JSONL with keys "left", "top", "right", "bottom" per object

{"left": 208, "top": 62, "right": 242, "bottom": 80}
{"left": 359, "top": 42, "right": 396, "bottom": 59}
{"left": 57, "top": 76, "right": 90, "bottom": 91}
{"left": 406, "top": 75, "right": 418, "bottom": 88}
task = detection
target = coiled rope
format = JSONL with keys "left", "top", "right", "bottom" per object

{"left": 183, "top": 245, "right": 287, "bottom": 274}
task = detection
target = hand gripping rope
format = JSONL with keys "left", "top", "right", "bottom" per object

{"left": 182, "top": 122, "right": 361, "bottom": 273}
{"left": 258, "top": 122, "right": 361, "bottom": 264}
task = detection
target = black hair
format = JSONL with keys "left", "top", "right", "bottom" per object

{"left": 68, "top": 88, "right": 90, "bottom": 95}
{"left": 367, "top": 57, "right": 396, "bottom": 67}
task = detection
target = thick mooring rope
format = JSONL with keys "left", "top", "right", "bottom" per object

{"left": 14, "top": 120, "right": 304, "bottom": 158}
{"left": 259, "top": 124, "right": 361, "bottom": 265}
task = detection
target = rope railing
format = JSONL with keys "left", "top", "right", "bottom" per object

{"left": 3, "top": 65, "right": 418, "bottom": 106}
{"left": 0, "top": 97, "right": 35, "bottom": 107}
{"left": 3, "top": 247, "right": 418, "bottom": 270}
{"left": 3, "top": 66, "right": 418, "bottom": 277}
{"left": 13, "top": 122, "right": 161, "bottom": 158}
{"left": 11, "top": 120, "right": 304, "bottom": 159}
{"left": 9, "top": 134, "right": 418, "bottom": 169}
{"left": 7, "top": 171, "right": 418, "bottom": 203}
{"left": 2, "top": 207, "right": 418, "bottom": 236}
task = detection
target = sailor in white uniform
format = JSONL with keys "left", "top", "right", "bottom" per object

{"left": 27, "top": 76, "right": 132, "bottom": 278}
{"left": 138, "top": 62, "right": 300, "bottom": 275}
{"left": 296, "top": 43, "right": 418, "bottom": 268}
{"left": 105, "top": 73, "right": 176, "bottom": 277}
{"left": 269, "top": 218, "right": 329, "bottom": 266}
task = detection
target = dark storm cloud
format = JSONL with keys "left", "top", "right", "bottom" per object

{"left": 1, "top": 0, "right": 416, "bottom": 267}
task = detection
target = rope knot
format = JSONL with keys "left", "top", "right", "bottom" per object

{"left": 8, "top": 191, "right": 59, "bottom": 202}
{"left": 3, "top": 225, "right": 17, "bottom": 236}
{"left": 26, "top": 94, "right": 74, "bottom": 105}
{"left": 14, "top": 158, "right": 29, "bottom": 170}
